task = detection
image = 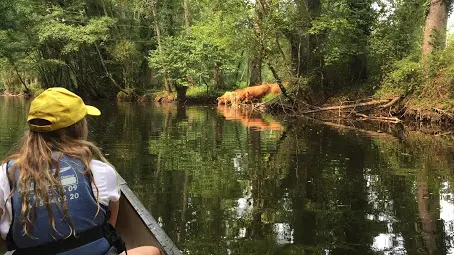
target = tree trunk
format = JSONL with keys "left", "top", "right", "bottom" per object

{"left": 287, "top": 0, "right": 320, "bottom": 78}
{"left": 182, "top": 0, "right": 194, "bottom": 87}
{"left": 422, "top": 0, "right": 449, "bottom": 65}
{"left": 183, "top": 0, "right": 191, "bottom": 28}
{"left": 305, "top": 0, "right": 321, "bottom": 75}
{"left": 349, "top": 54, "right": 368, "bottom": 82}
{"left": 250, "top": 5, "right": 263, "bottom": 86}
{"left": 213, "top": 62, "right": 224, "bottom": 90}
{"left": 288, "top": 35, "right": 301, "bottom": 77}
{"left": 346, "top": 0, "right": 371, "bottom": 82}
{"left": 249, "top": 56, "right": 262, "bottom": 86}
{"left": 254, "top": 0, "right": 293, "bottom": 102}
{"left": 119, "top": 0, "right": 126, "bottom": 19}
{"left": 151, "top": 0, "right": 172, "bottom": 93}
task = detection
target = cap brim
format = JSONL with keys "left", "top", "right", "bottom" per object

{"left": 86, "top": 105, "right": 101, "bottom": 116}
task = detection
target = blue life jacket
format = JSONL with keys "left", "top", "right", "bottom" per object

{"left": 6, "top": 154, "right": 112, "bottom": 255}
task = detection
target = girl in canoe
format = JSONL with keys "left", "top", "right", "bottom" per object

{"left": 0, "top": 88, "right": 160, "bottom": 255}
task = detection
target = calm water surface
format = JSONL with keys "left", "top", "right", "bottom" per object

{"left": 2, "top": 96, "right": 454, "bottom": 255}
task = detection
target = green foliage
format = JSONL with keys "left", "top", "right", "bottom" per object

{"left": 0, "top": 0, "right": 451, "bottom": 104}
{"left": 110, "top": 40, "right": 139, "bottom": 62}
{"left": 117, "top": 88, "right": 139, "bottom": 102}
{"left": 38, "top": 16, "right": 115, "bottom": 54}
{"left": 0, "top": 63, "right": 18, "bottom": 94}
{"left": 432, "top": 39, "right": 454, "bottom": 70}
{"left": 311, "top": 12, "right": 358, "bottom": 67}
{"left": 148, "top": 35, "right": 197, "bottom": 87}
{"left": 261, "top": 93, "right": 278, "bottom": 103}
{"left": 379, "top": 56, "right": 423, "bottom": 96}
{"left": 0, "top": 0, "right": 162, "bottom": 97}
{"left": 370, "top": 0, "right": 427, "bottom": 96}
{"left": 30, "top": 87, "right": 44, "bottom": 97}
{"left": 422, "top": 39, "right": 454, "bottom": 98}
{"left": 186, "top": 85, "right": 209, "bottom": 98}
{"left": 311, "top": 0, "right": 375, "bottom": 67}
{"left": 148, "top": 0, "right": 252, "bottom": 91}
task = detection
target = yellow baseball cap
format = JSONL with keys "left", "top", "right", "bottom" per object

{"left": 28, "top": 87, "right": 101, "bottom": 132}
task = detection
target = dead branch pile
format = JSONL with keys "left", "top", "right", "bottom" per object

{"left": 262, "top": 96, "right": 404, "bottom": 124}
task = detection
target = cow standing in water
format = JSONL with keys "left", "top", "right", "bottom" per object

{"left": 217, "top": 82, "right": 288, "bottom": 105}
{"left": 217, "top": 91, "right": 238, "bottom": 105}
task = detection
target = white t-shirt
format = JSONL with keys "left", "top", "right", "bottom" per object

{"left": 0, "top": 160, "right": 120, "bottom": 239}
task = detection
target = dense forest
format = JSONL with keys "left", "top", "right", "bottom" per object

{"left": 0, "top": 0, "right": 453, "bottom": 108}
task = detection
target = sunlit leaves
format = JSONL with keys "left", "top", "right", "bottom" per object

{"left": 38, "top": 16, "right": 115, "bottom": 54}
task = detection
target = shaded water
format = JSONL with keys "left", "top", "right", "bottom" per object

{"left": 2, "top": 96, "right": 454, "bottom": 254}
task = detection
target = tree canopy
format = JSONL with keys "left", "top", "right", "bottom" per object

{"left": 0, "top": 0, "right": 452, "bottom": 104}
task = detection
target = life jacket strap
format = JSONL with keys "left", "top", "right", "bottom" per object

{"left": 12, "top": 224, "right": 106, "bottom": 255}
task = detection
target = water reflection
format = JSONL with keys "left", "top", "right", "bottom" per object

{"left": 217, "top": 106, "right": 284, "bottom": 131}
{"left": 2, "top": 97, "right": 454, "bottom": 254}
{"left": 441, "top": 181, "right": 454, "bottom": 255}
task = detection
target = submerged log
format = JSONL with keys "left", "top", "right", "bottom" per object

{"left": 355, "top": 113, "right": 403, "bottom": 124}
{"left": 313, "top": 119, "right": 397, "bottom": 139}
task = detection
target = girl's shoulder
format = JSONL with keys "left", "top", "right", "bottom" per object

{"left": 89, "top": 160, "right": 118, "bottom": 185}
{"left": 89, "top": 160, "right": 116, "bottom": 173}
{"left": 89, "top": 160, "right": 120, "bottom": 204}
{"left": 0, "top": 163, "right": 6, "bottom": 179}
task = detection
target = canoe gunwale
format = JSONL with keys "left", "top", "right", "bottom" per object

{"left": 118, "top": 176, "right": 182, "bottom": 255}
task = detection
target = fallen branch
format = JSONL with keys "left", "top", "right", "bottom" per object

{"left": 354, "top": 112, "right": 369, "bottom": 118}
{"left": 380, "top": 96, "right": 403, "bottom": 109}
{"left": 433, "top": 108, "right": 454, "bottom": 120}
{"left": 435, "top": 131, "right": 453, "bottom": 137}
{"left": 303, "top": 99, "right": 391, "bottom": 114}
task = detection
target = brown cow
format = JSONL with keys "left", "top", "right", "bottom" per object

{"left": 269, "top": 84, "right": 281, "bottom": 94}
{"left": 269, "top": 82, "right": 290, "bottom": 95}
{"left": 234, "top": 89, "right": 251, "bottom": 103}
{"left": 241, "top": 84, "right": 271, "bottom": 102}
{"left": 216, "top": 95, "right": 226, "bottom": 105}
{"left": 217, "top": 82, "right": 289, "bottom": 105}
{"left": 217, "top": 91, "right": 238, "bottom": 105}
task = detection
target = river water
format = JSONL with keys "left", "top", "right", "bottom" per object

{"left": 2, "top": 96, "right": 454, "bottom": 254}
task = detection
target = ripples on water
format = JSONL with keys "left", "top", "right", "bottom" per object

{"left": 2, "top": 97, "right": 454, "bottom": 254}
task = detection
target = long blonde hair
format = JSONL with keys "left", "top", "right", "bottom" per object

{"left": 2, "top": 118, "right": 110, "bottom": 238}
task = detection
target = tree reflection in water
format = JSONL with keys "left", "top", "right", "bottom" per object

{"left": 2, "top": 98, "right": 454, "bottom": 254}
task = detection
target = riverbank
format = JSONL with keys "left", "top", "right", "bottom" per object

{"left": 117, "top": 86, "right": 221, "bottom": 104}
{"left": 6, "top": 83, "right": 454, "bottom": 133}
{"left": 2, "top": 86, "right": 220, "bottom": 105}
{"left": 0, "top": 91, "right": 26, "bottom": 97}
{"left": 264, "top": 93, "right": 454, "bottom": 130}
